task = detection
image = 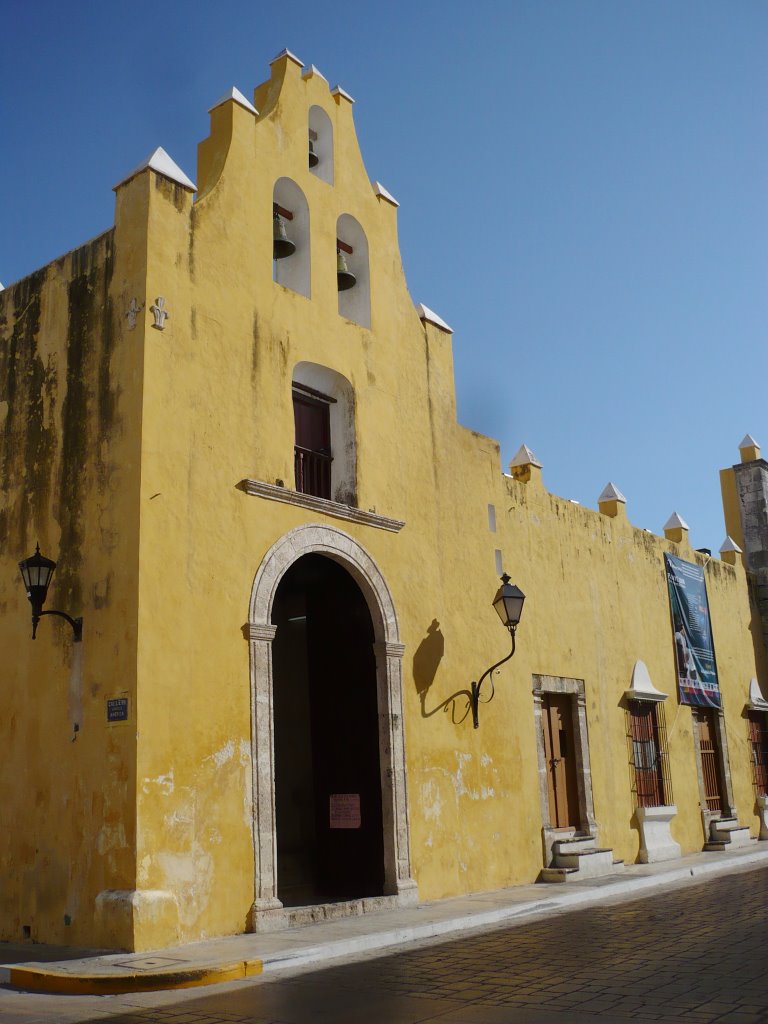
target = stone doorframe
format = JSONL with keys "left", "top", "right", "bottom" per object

{"left": 245, "top": 523, "right": 418, "bottom": 931}
{"left": 532, "top": 674, "right": 599, "bottom": 866}
{"left": 691, "top": 707, "right": 737, "bottom": 836}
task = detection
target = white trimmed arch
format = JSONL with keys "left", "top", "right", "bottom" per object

{"left": 246, "top": 524, "right": 417, "bottom": 930}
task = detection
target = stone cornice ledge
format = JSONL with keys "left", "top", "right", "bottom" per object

{"left": 239, "top": 479, "right": 405, "bottom": 533}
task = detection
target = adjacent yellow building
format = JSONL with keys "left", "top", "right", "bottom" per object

{"left": 1, "top": 51, "right": 767, "bottom": 953}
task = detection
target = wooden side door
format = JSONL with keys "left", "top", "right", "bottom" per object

{"left": 695, "top": 708, "right": 725, "bottom": 813}
{"left": 542, "top": 694, "right": 580, "bottom": 828}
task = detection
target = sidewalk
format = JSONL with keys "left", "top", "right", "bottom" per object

{"left": 2, "top": 843, "right": 767, "bottom": 996}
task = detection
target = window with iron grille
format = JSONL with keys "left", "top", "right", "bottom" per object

{"left": 626, "top": 700, "right": 673, "bottom": 808}
{"left": 748, "top": 710, "right": 768, "bottom": 797}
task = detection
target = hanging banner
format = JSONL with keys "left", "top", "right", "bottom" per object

{"left": 664, "top": 553, "right": 721, "bottom": 708}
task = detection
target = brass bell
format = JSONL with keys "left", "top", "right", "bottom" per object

{"left": 337, "top": 249, "right": 356, "bottom": 291}
{"left": 273, "top": 213, "right": 296, "bottom": 260}
{"left": 308, "top": 138, "right": 319, "bottom": 168}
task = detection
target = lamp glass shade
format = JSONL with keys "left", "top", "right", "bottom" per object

{"left": 492, "top": 574, "right": 525, "bottom": 628}
{"left": 19, "top": 545, "right": 56, "bottom": 600}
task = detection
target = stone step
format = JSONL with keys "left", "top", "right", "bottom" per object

{"left": 554, "top": 848, "right": 616, "bottom": 878}
{"left": 708, "top": 825, "right": 752, "bottom": 847}
{"left": 551, "top": 836, "right": 597, "bottom": 856}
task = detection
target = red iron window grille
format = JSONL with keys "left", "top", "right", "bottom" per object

{"left": 627, "top": 700, "right": 672, "bottom": 809}
{"left": 748, "top": 710, "right": 768, "bottom": 797}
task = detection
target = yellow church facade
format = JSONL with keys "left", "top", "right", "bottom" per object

{"left": 1, "top": 51, "right": 767, "bottom": 953}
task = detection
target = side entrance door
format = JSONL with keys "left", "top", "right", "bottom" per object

{"left": 694, "top": 708, "right": 726, "bottom": 813}
{"left": 542, "top": 693, "right": 580, "bottom": 828}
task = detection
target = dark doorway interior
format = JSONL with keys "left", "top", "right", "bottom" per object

{"left": 272, "top": 554, "right": 384, "bottom": 907}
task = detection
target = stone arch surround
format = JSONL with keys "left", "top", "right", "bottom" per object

{"left": 246, "top": 524, "right": 418, "bottom": 930}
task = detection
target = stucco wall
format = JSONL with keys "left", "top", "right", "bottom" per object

{"left": 0, "top": 224, "right": 145, "bottom": 947}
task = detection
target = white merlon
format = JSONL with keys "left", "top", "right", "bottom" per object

{"left": 113, "top": 147, "right": 197, "bottom": 193}
{"left": 209, "top": 87, "right": 258, "bottom": 115}
{"left": 749, "top": 677, "right": 768, "bottom": 710}
{"left": 270, "top": 49, "right": 304, "bottom": 68}
{"left": 416, "top": 304, "right": 453, "bottom": 333}
{"left": 373, "top": 182, "right": 399, "bottom": 207}
{"left": 719, "top": 536, "right": 742, "bottom": 554}
{"left": 624, "top": 660, "right": 668, "bottom": 703}
{"left": 739, "top": 433, "right": 759, "bottom": 450}
{"left": 663, "top": 512, "right": 689, "bottom": 531}
{"left": 510, "top": 444, "right": 542, "bottom": 469}
{"left": 302, "top": 65, "right": 327, "bottom": 82}
{"left": 598, "top": 482, "right": 626, "bottom": 504}
{"left": 331, "top": 86, "right": 355, "bottom": 103}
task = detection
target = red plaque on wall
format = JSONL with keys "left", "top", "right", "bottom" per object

{"left": 329, "top": 793, "right": 361, "bottom": 829}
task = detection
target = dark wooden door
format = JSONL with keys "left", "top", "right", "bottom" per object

{"left": 542, "top": 694, "right": 580, "bottom": 828}
{"left": 293, "top": 392, "right": 332, "bottom": 498}
{"left": 695, "top": 709, "right": 725, "bottom": 813}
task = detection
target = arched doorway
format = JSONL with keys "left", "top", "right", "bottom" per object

{"left": 246, "top": 524, "right": 417, "bottom": 931}
{"left": 272, "top": 554, "right": 384, "bottom": 905}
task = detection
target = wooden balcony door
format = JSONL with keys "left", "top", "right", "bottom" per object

{"left": 542, "top": 694, "right": 580, "bottom": 828}
{"left": 293, "top": 390, "right": 332, "bottom": 499}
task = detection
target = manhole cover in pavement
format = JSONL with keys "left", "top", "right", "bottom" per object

{"left": 113, "top": 956, "right": 191, "bottom": 971}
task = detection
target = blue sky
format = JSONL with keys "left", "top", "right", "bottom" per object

{"left": 1, "top": 1, "right": 766, "bottom": 551}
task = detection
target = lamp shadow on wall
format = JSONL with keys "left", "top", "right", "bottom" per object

{"left": 412, "top": 619, "right": 472, "bottom": 725}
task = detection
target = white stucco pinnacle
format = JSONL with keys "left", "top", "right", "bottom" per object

{"left": 373, "top": 182, "right": 399, "bottom": 207}
{"left": 113, "top": 147, "right": 197, "bottom": 192}
{"left": 510, "top": 444, "right": 542, "bottom": 469}
{"left": 209, "top": 87, "right": 258, "bottom": 115}
{"left": 749, "top": 677, "right": 768, "bottom": 709}
{"left": 270, "top": 49, "right": 304, "bottom": 68}
{"left": 415, "top": 304, "right": 453, "bottom": 333}
{"left": 739, "top": 433, "right": 760, "bottom": 450}
{"left": 302, "top": 65, "right": 327, "bottom": 82}
{"left": 598, "top": 482, "right": 626, "bottom": 504}
{"left": 331, "top": 85, "right": 355, "bottom": 103}
{"left": 663, "top": 512, "right": 689, "bottom": 531}
{"left": 0, "top": 282, "right": 4, "bottom": 292}
{"left": 719, "top": 535, "right": 742, "bottom": 554}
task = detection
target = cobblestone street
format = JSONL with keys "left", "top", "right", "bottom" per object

{"left": 15, "top": 865, "right": 755, "bottom": 1024}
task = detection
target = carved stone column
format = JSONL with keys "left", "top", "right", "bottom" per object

{"left": 374, "top": 641, "right": 418, "bottom": 904}
{"left": 244, "top": 622, "right": 284, "bottom": 931}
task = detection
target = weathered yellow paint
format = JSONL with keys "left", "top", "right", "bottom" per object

{"left": 1, "top": 53, "right": 766, "bottom": 953}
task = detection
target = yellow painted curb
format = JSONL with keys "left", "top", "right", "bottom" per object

{"left": 7, "top": 957, "right": 263, "bottom": 995}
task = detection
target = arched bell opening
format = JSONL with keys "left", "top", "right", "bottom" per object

{"left": 336, "top": 214, "right": 370, "bottom": 329}
{"left": 271, "top": 554, "right": 383, "bottom": 906}
{"left": 272, "top": 178, "right": 310, "bottom": 298}
{"left": 308, "top": 105, "right": 333, "bottom": 184}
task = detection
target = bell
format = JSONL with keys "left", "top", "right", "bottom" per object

{"left": 308, "top": 138, "right": 319, "bottom": 168}
{"left": 337, "top": 249, "right": 356, "bottom": 291}
{"left": 273, "top": 213, "right": 296, "bottom": 260}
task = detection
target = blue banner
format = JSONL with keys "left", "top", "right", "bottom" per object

{"left": 664, "top": 553, "right": 721, "bottom": 707}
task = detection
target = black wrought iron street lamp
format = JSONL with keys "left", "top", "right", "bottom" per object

{"left": 470, "top": 573, "right": 525, "bottom": 729}
{"left": 18, "top": 544, "right": 83, "bottom": 642}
